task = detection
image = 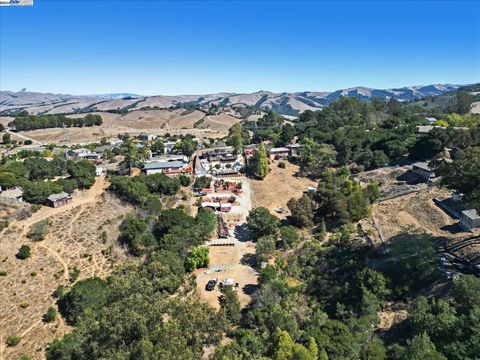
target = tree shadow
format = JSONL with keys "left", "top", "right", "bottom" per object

{"left": 234, "top": 223, "right": 251, "bottom": 242}
{"left": 440, "top": 223, "right": 465, "bottom": 234}
{"left": 243, "top": 283, "right": 259, "bottom": 296}
{"left": 396, "top": 172, "right": 424, "bottom": 185}
{"left": 240, "top": 253, "right": 257, "bottom": 267}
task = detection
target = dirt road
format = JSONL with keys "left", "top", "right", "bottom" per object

{"left": 196, "top": 178, "right": 259, "bottom": 309}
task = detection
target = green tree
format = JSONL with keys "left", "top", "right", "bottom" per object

{"left": 247, "top": 207, "right": 279, "bottom": 240}
{"left": 219, "top": 285, "right": 241, "bottom": 324}
{"left": 298, "top": 138, "right": 336, "bottom": 177}
{"left": 67, "top": 159, "right": 96, "bottom": 189}
{"left": 227, "top": 123, "right": 244, "bottom": 154}
{"left": 279, "top": 226, "right": 299, "bottom": 248}
{"left": 287, "top": 194, "right": 315, "bottom": 228}
{"left": 252, "top": 143, "right": 269, "bottom": 179}
{"left": 58, "top": 277, "right": 108, "bottom": 325}
{"left": 3, "top": 132, "right": 11, "bottom": 144}
{"left": 185, "top": 246, "right": 210, "bottom": 272}
{"left": 403, "top": 333, "right": 446, "bottom": 360}
{"left": 256, "top": 235, "right": 276, "bottom": 263}
{"left": 457, "top": 91, "right": 473, "bottom": 114}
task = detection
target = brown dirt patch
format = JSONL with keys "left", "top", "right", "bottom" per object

{"left": 250, "top": 162, "right": 316, "bottom": 218}
{"left": 372, "top": 187, "right": 467, "bottom": 241}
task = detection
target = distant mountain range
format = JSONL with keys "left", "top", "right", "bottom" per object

{"left": 0, "top": 84, "right": 462, "bottom": 116}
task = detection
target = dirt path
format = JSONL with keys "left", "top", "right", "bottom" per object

{"left": 15, "top": 176, "right": 108, "bottom": 238}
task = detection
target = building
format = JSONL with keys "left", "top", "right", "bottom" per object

{"left": 267, "top": 147, "right": 290, "bottom": 160}
{"left": 139, "top": 133, "right": 157, "bottom": 142}
{"left": 0, "top": 187, "right": 23, "bottom": 201}
{"left": 287, "top": 144, "right": 301, "bottom": 157}
{"left": 143, "top": 160, "right": 186, "bottom": 175}
{"left": 66, "top": 148, "right": 101, "bottom": 161}
{"left": 148, "top": 154, "right": 189, "bottom": 163}
{"left": 46, "top": 192, "right": 72, "bottom": 208}
{"left": 425, "top": 117, "right": 437, "bottom": 124}
{"left": 201, "top": 147, "right": 236, "bottom": 162}
{"left": 412, "top": 162, "right": 435, "bottom": 181}
{"left": 460, "top": 209, "right": 480, "bottom": 230}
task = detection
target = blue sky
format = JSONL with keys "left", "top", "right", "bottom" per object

{"left": 0, "top": 0, "right": 479, "bottom": 95}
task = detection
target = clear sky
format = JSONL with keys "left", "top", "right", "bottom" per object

{"left": 0, "top": 0, "right": 479, "bottom": 95}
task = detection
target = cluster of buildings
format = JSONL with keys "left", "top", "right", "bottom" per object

{"left": 143, "top": 154, "right": 192, "bottom": 175}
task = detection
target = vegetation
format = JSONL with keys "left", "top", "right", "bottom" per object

{"left": 246, "top": 207, "right": 280, "bottom": 240}
{"left": 16, "top": 245, "right": 31, "bottom": 260}
{"left": 0, "top": 154, "right": 96, "bottom": 204}
{"left": 9, "top": 113, "right": 102, "bottom": 131}
{"left": 250, "top": 142, "right": 269, "bottom": 179}
{"left": 43, "top": 306, "right": 57, "bottom": 323}
{"left": 6, "top": 335, "right": 22, "bottom": 347}
{"left": 27, "top": 219, "right": 49, "bottom": 241}
{"left": 185, "top": 246, "right": 209, "bottom": 272}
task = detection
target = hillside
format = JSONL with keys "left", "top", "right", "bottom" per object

{"left": 0, "top": 84, "right": 462, "bottom": 116}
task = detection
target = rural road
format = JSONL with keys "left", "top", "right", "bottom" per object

{"left": 5, "top": 129, "right": 43, "bottom": 146}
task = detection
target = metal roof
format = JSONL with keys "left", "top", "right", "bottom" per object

{"left": 462, "top": 209, "right": 480, "bottom": 220}
{"left": 412, "top": 162, "right": 431, "bottom": 171}
{"left": 144, "top": 161, "right": 184, "bottom": 170}
{"left": 47, "top": 192, "right": 70, "bottom": 202}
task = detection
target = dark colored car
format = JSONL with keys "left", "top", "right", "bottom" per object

{"left": 205, "top": 277, "right": 217, "bottom": 291}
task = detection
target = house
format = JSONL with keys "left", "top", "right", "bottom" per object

{"left": 148, "top": 154, "right": 189, "bottom": 163}
{"left": 267, "top": 147, "right": 290, "bottom": 160}
{"left": 200, "top": 201, "right": 231, "bottom": 213}
{"left": 139, "top": 133, "right": 157, "bottom": 142}
{"left": 164, "top": 141, "right": 178, "bottom": 154}
{"left": 425, "top": 117, "right": 437, "bottom": 124}
{"left": 201, "top": 147, "right": 237, "bottom": 162}
{"left": 412, "top": 162, "right": 435, "bottom": 181}
{"left": 66, "top": 148, "right": 101, "bottom": 161}
{"left": 460, "top": 209, "right": 480, "bottom": 230}
{"left": 143, "top": 160, "right": 186, "bottom": 175}
{"left": 287, "top": 144, "right": 301, "bottom": 157}
{"left": 0, "top": 186, "right": 23, "bottom": 201}
{"left": 46, "top": 192, "right": 72, "bottom": 208}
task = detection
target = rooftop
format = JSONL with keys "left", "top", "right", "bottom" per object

{"left": 412, "top": 162, "right": 431, "bottom": 171}
{"left": 47, "top": 192, "right": 71, "bottom": 202}
{"left": 462, "top": 209, "right": 480, "bottom": 220}
{"left": 144, "top": 161, "right": 185, "bottom": 170}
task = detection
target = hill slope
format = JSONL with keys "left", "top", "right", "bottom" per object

{"left": 0, "top": 84, "right": 462, "bottom": 116}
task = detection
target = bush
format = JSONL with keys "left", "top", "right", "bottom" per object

{"left": 0, "top": 220, "right": 8, "bottom": 232}
{"left": 52, "top": 285, "right": 66, "bottom": 299}
{"left": 43, "top": 306, "right": 57, "bottom": 323}
{"left": 179, "top": 175, "right": 191, "bottom": 187}
{"left": 6, "top": 335, "right": 21, "bottom": 347}
{"left": 0, "top": 270, "right": 7, "bottom": 276}
{"left": 27, "top": 219, "right": 49, "bottom": 241}
{"left": 16, "top": 245, "right": 31, "bottom": 260}
{"left": 278, "top": 161, "right": 286, "bottom": 169}
{"left": 185, "top": 246, "right": 209, "bottom": 272}
{"left": 280, "top": 225, "right": 299, "bottom": 248}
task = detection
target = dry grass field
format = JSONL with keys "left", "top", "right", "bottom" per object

{"left": 250, "top": 161, "right": 316, "bottom": 218}
{"left": 0, "top": 179, "right": 134, "bottom": 360}
{"left": 2, "top": 108, "right": 240, "bottom": 145}
{"left": 372, "top": 187, "right": 467, "bottom": 241}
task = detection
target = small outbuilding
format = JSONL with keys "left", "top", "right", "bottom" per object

{"left": 412, "top": 162, "right": 435, "bottom": 182}
{"left": 460, "top": 209, "right": 480, "bottom": 230}
{"left": 46, "top": 192, "right": 72, "bottom": 208}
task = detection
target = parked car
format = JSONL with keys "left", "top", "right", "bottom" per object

{"left": 195, "top": 192, "right": 207, "bottom": 197}
{"left": 206, "top": 277, "right": 217, "bottom": 291}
